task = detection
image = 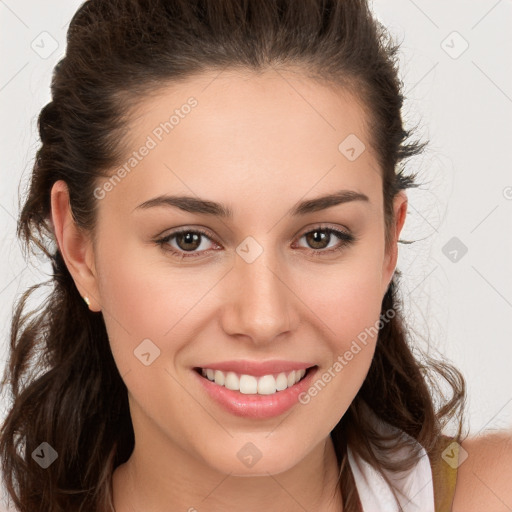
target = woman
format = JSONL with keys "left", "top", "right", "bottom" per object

{"left": 1, "top": 0, "right": 511, "bottom": 511}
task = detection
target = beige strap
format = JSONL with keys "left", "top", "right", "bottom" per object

{"left": 431, "top": 435, "right": 459, "bottom": 512}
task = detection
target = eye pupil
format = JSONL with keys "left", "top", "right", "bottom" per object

{"left": 306, "top": 230, "right": 329, "bottom": 249}
{"left": 158, "top": 226, "right": 352, "bottom": 260}
{"left": 177, "top": 232, "right": 201, "bottom": 251}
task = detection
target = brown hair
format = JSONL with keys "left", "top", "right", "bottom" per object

{"left": 0, "top": 1, "right": 466, "bottom": 510}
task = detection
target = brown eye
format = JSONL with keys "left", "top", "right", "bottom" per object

{"left": 155, "top": 225, "right": 356, "bottom": 260}
{"left": 174, "top": 231, "right": 203, "bottom": 251}
{"left": 296, "top": 227, "right": 355, "bottom": 254}
{"left": 304, "top": 229, "right": 332, "bottom": 250}
{"left": 155, "top": 228, "right": 218, "bottom": 259}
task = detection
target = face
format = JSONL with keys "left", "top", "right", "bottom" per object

{"left": 53, "top": 68, "right": 407, "bottom": 478}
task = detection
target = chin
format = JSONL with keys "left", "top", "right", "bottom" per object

{"left": 198, "top": 436, "right": 311, "bottom": 477}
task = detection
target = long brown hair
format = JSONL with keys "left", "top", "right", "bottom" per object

{"left": 0, "top": 1, "right": 466, "bottom": 510}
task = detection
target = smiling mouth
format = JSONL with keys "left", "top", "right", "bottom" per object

{"left": 194, "top": 366, "right": 315, "bottom": 396}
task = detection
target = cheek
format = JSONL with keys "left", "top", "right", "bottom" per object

{"left": 95, "top": 236, "right": 226, "bottom": 376}
{"left": 296, "top": 250, "right": 385, "bottom": 344}
{"left": 94, "top": 236, "right": 173, "bottom": 370}
{"left": 291, "top": 251, "right": 385, "bottom": 419}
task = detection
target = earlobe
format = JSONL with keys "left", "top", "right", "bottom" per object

{"left": 50, "top": 180, "right": 101, "bottom": 312}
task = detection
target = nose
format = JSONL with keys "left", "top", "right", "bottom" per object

{"left": 220, "top": 248, "right": 299, "bottom": 345}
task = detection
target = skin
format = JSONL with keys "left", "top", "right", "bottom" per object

{"left": 50, "top": 68, "right": 512, "bottom": 511}
{"left": 454, "top": 433, "right": 512, "bottom": 511}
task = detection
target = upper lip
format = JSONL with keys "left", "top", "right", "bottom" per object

{"left": 195, "top": 360, "right": 316, "bottom": 376}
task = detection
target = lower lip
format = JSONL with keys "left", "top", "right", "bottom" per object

{"left": 193, "top": 367, "right": 318, "bottom": 419}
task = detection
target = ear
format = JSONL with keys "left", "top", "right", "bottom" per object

{"left": 381, "top": 190, "right": 408, "bottom": 296}
{"left": 50, "top": 180, "right": 101, "bottom": 312}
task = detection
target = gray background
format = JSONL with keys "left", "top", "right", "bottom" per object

{"left": 0, "top": 1, "right": 511, "bottom": 507}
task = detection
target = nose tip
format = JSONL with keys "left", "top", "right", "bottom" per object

{"left": 220, "top": 257, "right": 296, "bottom": 344}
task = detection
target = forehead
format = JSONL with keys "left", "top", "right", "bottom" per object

{"left": 99, "top": 68, "right": 382, "bottom": 215}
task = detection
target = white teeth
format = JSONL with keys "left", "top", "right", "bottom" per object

{"left": 214, "top": 370, "right": 225, "bottom": 386}
{"left": 258, "top": 374, "right": 277, "bottom": 395}
{"left": 239, "top": 375, "right": 258, "bottom": 394}
{"left": 224, "top": 371, "right": 239, "bottom": 391}
{"left": 276, "top": 372, "right": 288, "bottom": 391}
{"left": 199, "top": 367, "right": 309, "bottom": 395}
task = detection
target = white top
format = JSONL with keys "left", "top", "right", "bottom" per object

{"left": 346, "top": 419, "right": 435, "bottom": 512}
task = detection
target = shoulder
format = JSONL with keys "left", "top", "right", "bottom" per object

{"left": 452, "top": 430, "right": 512, "bottom": 512}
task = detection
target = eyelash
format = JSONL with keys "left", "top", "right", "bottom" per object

{"left": 154, "top": 225, "right": 356, "bottom": 260}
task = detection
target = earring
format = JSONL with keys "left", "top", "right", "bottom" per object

{"left": 83, "top": 296, "right": 91, "bottom": 308}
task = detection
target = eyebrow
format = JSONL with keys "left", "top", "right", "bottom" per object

{"left": 132, "top": 189, "right": 370, "bottom": 217}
